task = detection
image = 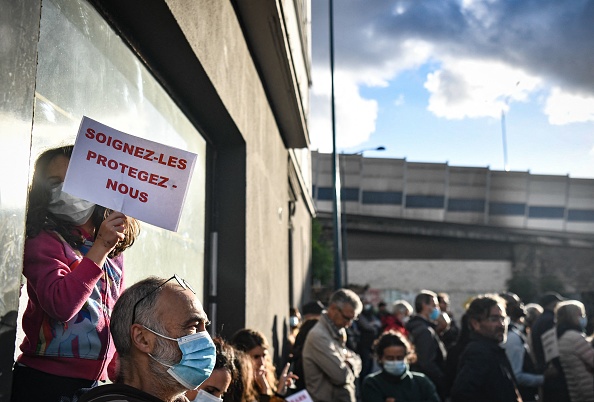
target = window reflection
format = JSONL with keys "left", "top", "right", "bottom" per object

{"left": 31, "top": 0, "right": 207, "bottom": 290}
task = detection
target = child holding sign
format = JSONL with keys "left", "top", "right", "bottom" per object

{"left": 11, "top": 145, "right": 140, "bottom": 402}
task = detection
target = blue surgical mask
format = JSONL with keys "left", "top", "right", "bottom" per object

{"left": 48, "top": 183, "right": 96, "bottom": 225}
{"left": 579, "top": 316, "right": 588, "bottom": 330}
{"left": 192, "top": 390, "right": 223, "bottom": 402}
{"left": 145, "top": 326, "right": 216, "bottom": 389}
{"left": 383, "top": 360, "right": 407, "bottom": 376}
{"left": 429, "top": 307, "right": 441, "bottom": 321}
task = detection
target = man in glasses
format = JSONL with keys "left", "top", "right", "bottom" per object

{"left": 302, "top": 288, "right": 363, "bottom": 402}
{"left": 78, "top": 275, "right": 215, "bottom": 402}
{"left": 450, "top": 294, "right": 522, "bottom": 402}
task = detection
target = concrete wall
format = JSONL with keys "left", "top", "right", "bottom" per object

{"left": 348, "top": 259, "right": 512, "bottom": 319}
{"left": 313, "top": 151, "right": 594, "bottom": 234}
{"left": 166, "top": 0, "right": 312, "bottom": 339}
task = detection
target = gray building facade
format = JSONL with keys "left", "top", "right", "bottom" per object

{"left": 0, "top": 1, "right": 313, "bottom": 398}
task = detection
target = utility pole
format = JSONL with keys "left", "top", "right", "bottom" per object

{"left": 329, "top": 0, "right": 342, "bottom": 290}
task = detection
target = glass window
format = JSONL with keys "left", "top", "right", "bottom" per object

{"left": 31, "top": 0, "right": 206, "bottom": 292}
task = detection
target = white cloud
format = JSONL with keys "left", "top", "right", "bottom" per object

{"left": 308, "top": 0, "right": 594, "bottom": 178}
{"left": 460, "top": 0, "right": 501, "bottom": 29}
{"left": 309, "top": 39, "right": 433, "bottom": 151}
{"left": 309, "top": 70, "right": 378, "bottom": 152}
{"left": 424, "top": 58, "right": 541, "bottom": 119}
{"left": 544, "top": 87, "right": 594, "bottom": 125}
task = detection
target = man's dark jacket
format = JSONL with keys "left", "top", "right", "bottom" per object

{"left": 530, "top": 309, "right": 555, "bottom": 372}
{"left": 450, "top": 333, "right": 521, "bottom": 402}
{"left": 405, "top": 315, "right": 447, "bottom": 398}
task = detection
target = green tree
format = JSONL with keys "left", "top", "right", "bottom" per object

{"left": 311, "top": 218, "right": 333, "bottom": 286}
{"left": 507, "top": 273, "right": 565, "bottom": 303}
{"left": 507, "top": 274, "right": 538, "bottom": 303}
{"left": 539, "top": 275, "right": 565, "bottom": 294}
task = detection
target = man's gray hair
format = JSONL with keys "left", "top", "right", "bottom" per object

{"left": 393, "top": 299, "right": 413, "bottom": 315}
{"left": 111, "top": 276, "right": 170, "bottom": 357}
{"left": 329, "top": 288, "right": 363, "bottom": 315}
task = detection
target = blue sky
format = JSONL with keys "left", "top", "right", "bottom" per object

{"left": 309, "top": 0, "right": 594, "bottom": 178}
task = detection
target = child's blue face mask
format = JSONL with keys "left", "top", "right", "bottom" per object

{"left": 145, "top": 326, "right": 216, "bottom": 390}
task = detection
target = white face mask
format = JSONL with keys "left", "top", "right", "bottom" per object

{"left": 192, "top": 390, "right": 223, "bottom": 402}
{"left": 48, "top": 183, "right": 96, "bottom": 225}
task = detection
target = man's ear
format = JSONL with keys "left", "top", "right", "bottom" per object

{"left": 469, "top": 318, "right": 481, "bottom": 332}
{"left": 420, "top": 302, "right": 428, "bottom": 314}
{"left": 327, "top": 304, "right": 337, "bottom": 319}
{"left": 131, "top": 324, "right": 155, "bottom": 353}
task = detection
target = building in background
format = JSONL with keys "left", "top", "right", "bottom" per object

{"left": 0, "top": 1, "right": 313, "bottom": 397}
{"left": 313, "top": 151, "right": 594, "bottom": 318}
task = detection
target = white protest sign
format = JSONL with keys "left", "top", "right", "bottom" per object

{"left": 285, "top": 390, "right": 314, "bottom": 402}
{"left": 63, "top": 116, "right": 197, "bottom": 231}
{"left": 541, "top": 327, "right": 559, "bottom": 363}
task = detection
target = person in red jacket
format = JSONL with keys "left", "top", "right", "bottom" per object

{"left": 11, "top": 145, "right": 139, "bottom": 402}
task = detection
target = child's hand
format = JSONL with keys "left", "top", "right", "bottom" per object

{"left": 97, "top": 211, "right": 127, "bottom": 249}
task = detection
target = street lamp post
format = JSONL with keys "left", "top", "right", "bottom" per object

{"left": 329, "top": 0, "right": 342, "bottom": 290}
{"left": 329, "top": 0, "right": 384, "bottom": 290}
{"left": 340, "top": 146, "right": 386, "bottom": 287}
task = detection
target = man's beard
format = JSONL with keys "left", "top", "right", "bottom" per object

{"left": 496, "top": 328, "right": 507, "bottom": 344}
{"left": 149, "top": 334, "right": 185, "bottom": 391}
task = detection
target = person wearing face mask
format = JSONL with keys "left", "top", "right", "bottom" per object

{"left": 186, "top": 337, "right": 237, "bottom": 402}
{"left": 555, "top": 300, "right": 594, "bottom": 402}
{"left": 437, "top": 293, "right": 459, "bottom": 351}
{"left": 11, "top": 146, "right": 139, "bottom": 402}
{"left": 391, "top": 300, "right": 413, "bottom": 337}
{"left": 405, "top": 290, "right": 447, "bottom": 401}
{"left": 362, "top": 331, "right": 440, "bottom": 402}
{"left": 77, "top": 275, "right": 216, "bottom": 402}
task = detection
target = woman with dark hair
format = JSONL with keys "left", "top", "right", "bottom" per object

{"left": 362, "top": 331, "right": 440, "bottom": 402}
{"left": 229, "top": 329, "right": 296, "bottom": 401}
{"left": 224, "top": 349, "right": 260, "bottom": 402}
{"left": 11, "top": 145, "right": 139, "bottom": 402}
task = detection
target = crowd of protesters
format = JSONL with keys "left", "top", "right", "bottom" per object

{"left": 279, "top": 288, "right": 594, "bottom": 402}
{"left": 9, "top": 145, "right": 593, "bottom": 401}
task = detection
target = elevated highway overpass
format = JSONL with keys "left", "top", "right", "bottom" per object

{"left": 312, "top": 152, "right": 594, "bottom": 315}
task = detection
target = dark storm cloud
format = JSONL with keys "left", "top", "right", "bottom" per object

{"left": 313, "top": 0, "right": 594, "bottom": 94}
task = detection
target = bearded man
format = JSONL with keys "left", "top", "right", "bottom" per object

{"left": 79, "top": 275, "right": 215, "bottom": 402}
{"left": 450, "top": 294, "right": 522, "bottom": 402}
